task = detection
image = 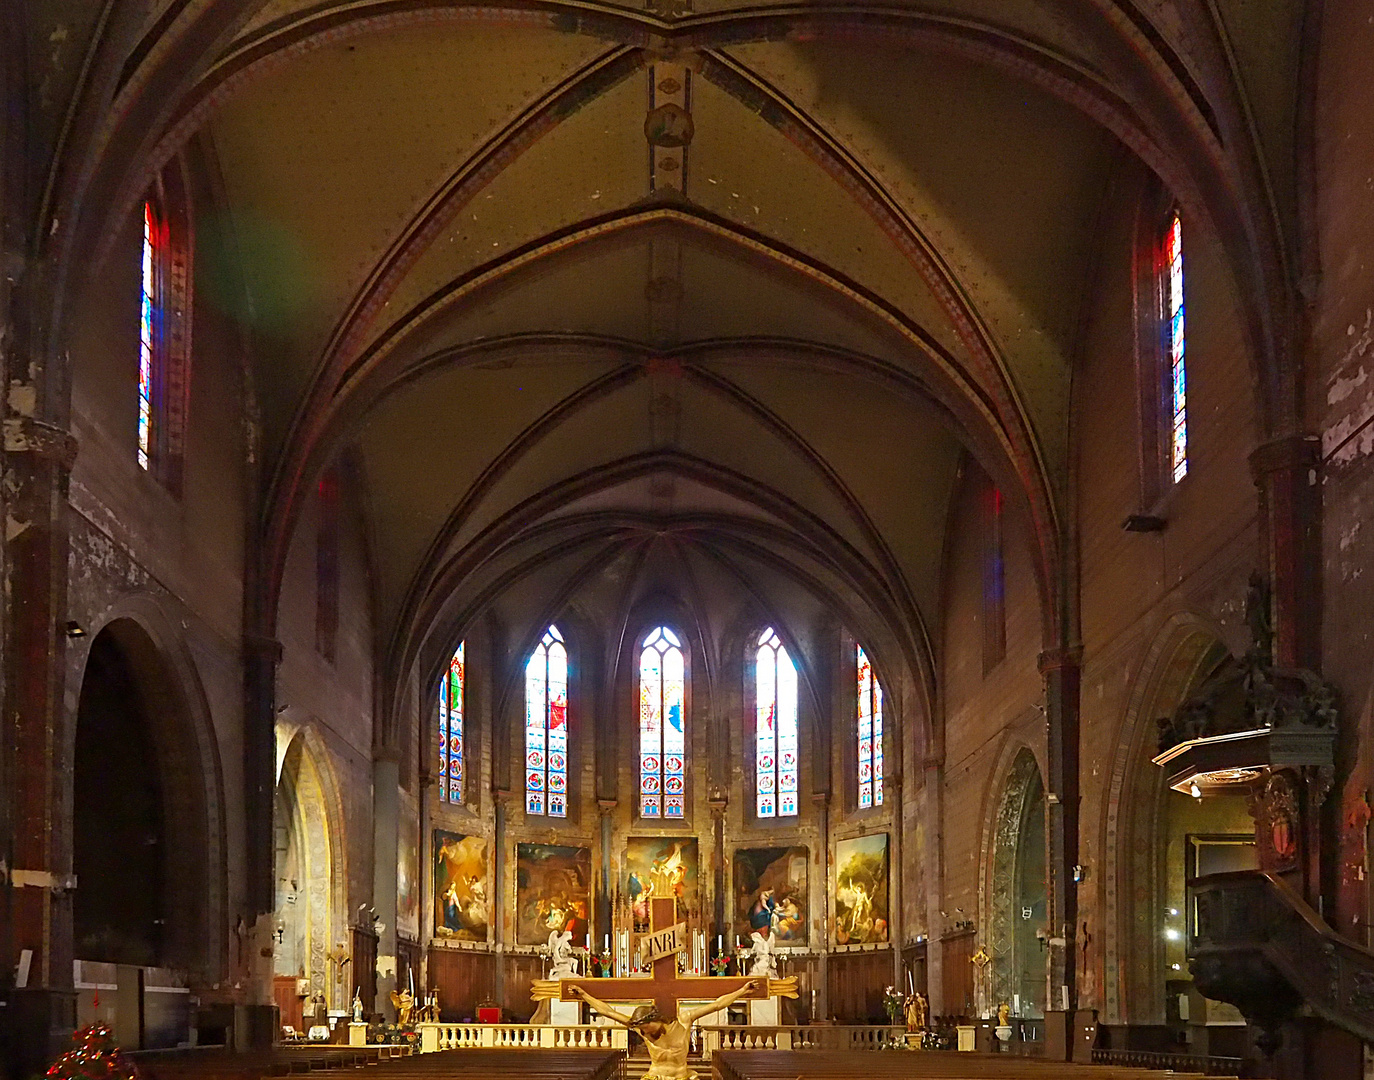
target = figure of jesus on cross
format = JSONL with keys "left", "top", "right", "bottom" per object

{"left": 532, "top": 896, "right": 797, "bottom": 1079}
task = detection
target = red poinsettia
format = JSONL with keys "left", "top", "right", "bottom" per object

{"left": 47, "top": 1023, "right": 141, "bottom": 1080}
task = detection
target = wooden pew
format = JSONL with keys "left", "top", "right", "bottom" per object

{"left": 140, "top": 1048, "right": 623, "bottom": 1080}
{"left": 709, "top": 1050, "right": 1237, "bottom": 1080}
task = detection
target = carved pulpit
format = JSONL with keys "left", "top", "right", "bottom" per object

{"left": 533, "top": 896, "right": 795, "bottom": 1022}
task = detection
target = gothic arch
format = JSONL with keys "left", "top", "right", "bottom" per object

{"left": 66, "top": 604, "right": 227, "bottom": 983}
{"left": 980, "top": 743, "right": 1048, "bottom": 1018}
{"left": 274, "top": 725, "right": 349, "bottom": 1007}
{"left": 1099, "top": 612, "right": 1231, "bottom": 1025}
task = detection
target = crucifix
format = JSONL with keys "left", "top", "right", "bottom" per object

{"left": 533, "top": 896, "right": 796, "bottom": 1079}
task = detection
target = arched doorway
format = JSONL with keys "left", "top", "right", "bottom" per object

{"left": 72, "top": 620, "right": 214, "bottom": 1046}
{"left": 274, "top": 729, "right": 345, "bottom": 1033}
{"left": 987, "top": 749, "right": 1048, "bottom": 1019}
{"left": 1103, "top": 617, "right": 1246, "bottom": 1029}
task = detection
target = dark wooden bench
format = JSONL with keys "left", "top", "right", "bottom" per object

{"left": 709, "top": 1049, "right": 1235, "bottom": 1080}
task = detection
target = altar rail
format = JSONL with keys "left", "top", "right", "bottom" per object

{"left": 418, "top": 1023, "right": 629, "bottom": 1053}
{"left": 697, "top": 1025, "right": 906, "bottom": 1058}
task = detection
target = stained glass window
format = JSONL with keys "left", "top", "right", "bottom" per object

{"left": 138, "top": 201, "right": 158, "bottom": 470}
{"left": 756, "top": 627, "right": 798, "bottom": 818}
{"left": 1165, "top": 213, "right": 1187, "bottom": 483}
{"left": 526, "top": 625, "right": 568, "bottom": 817}
{"left": 856, "top": 644, "right": 884, "bottom": 808}
{"left": 437, "top": 642, "right": 465, "bottom": 803}
{"left": 639, "top": 627, "right": 686, "bottom": 819}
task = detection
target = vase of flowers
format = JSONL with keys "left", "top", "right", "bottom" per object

{"left": 882, "top": 985, "right": 904, "bottom": 1023}
{"left": 710, "top": 956, "right": 730, "bottom": 975}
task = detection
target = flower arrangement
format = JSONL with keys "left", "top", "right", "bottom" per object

{"left": 46, "top": 1024, "right": 140, "bottom": 1080}
{"left": 881, "top": 985, "right": 905, "bottom": 1023}
{"left": 590, "top": 951, "right": 613, "bottom": 976}
{"left": 709, "top": 956, "right": 731, "bottom": 975}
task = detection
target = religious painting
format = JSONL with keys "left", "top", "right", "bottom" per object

{"left": 624, "top": 836, "right": 698, "bottom": 932}
{"left": 516, "top": 843, "right": 592, "bottom": 947}
{"left": 834, "top": 833, "right": 889, "bottom": 945}
{"left": 434, "top": 830, "right": 488, "bottom": 941}
{"left": 397, "top": 810, "right": 419, "bottom": 941}
{"left": 733, "top": 846, "right": 808, "bottom": 945}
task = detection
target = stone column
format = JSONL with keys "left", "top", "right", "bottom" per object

{"left": 2, "top": 417, "right": 79, "bottom": 1070}
{"left": 812, "top": 791, "right": 830, "bottom": 1020}
{"left": 889, "top": 776, "right": 903, "bottom": 992}
{"left": 1040, "top": 646, "right": 1082, "bottom": 1058}
{"left": 492, "top": 788, "right": 510, "bottom": 1007}
{"left": 597, "top": 799, "right": 616, "bottom": 954}
{"left": 922, "top": 756, "right": 945, "bottom": 1014}
{"left": 1250, "top": 435, "right": 1322, "bottom": 671}
{"left": 373, "top": 752, "right": 400, "bottom": 1020}
{"left": 240, "top": 633, "right": 283, "bottom": 1046}
{"left": 710, "top": 794, "right": 727, "bottom": 951}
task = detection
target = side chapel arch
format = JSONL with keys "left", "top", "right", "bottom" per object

{"left": 274, "top": 726, "right": 349, "bottom": 1009}
{"left": 981, "top": 745, "right": 1048, "bottom": 1019}
{"left": 1100, "top": 613, "right": 1232, "bottom": 1025}
{"left": 69, "top": 613, "right": 223, "bottom": 982}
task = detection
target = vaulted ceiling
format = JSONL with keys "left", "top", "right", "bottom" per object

{"left": 28, "top": 0, "right": 1312, "bottom": 726}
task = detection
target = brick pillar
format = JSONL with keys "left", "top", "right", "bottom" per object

{"left": 1250, "top": 435, "right": 1322, "bottom": 671}
{"left": 241, "top": 633, "right": 282, "bottom": 1046}
{"left": 2, "top": 416, "right": 80, "bottom": 1070}
{"left": 1041, "top": 646, "right": 1082, "bottom": 1057}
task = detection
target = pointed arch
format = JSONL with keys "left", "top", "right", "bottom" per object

{"left": 638, "top": 625, "right": 687, "bottom": 820}
{"left": 525, "top": 624, "right": 569, "bottom": 817}
{"left": 754, "top": 625, "right": 799, "bottom": 819}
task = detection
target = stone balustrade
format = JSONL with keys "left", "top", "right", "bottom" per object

{"left": 697, "top": 1025, "right": 907, "bottom": 1058}
{"left": 416, "top": 1023, "right": 629, "bottom": 1053}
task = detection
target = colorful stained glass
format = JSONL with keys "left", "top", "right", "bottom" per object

{"left": 1165, "top": 213, "right": 1187, "bottom": 483}
{"left": 856, "top": 644, "right": 884, "bottom": 808}
{"left": 138, "top": 202, "right": 157, "bottom": 470}
{"left": 639, "top": 627, "right": 686, "bottom": 819}
{"left": 526, "top": 626, "right": 568, "bottom": 817}
{"left": 437, "top": 643, "right": 465, "bottom": 803}
{"left": 756, "top": 627, "right": 798, "bottom": 818}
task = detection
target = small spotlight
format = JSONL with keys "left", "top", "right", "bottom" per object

{"left": 1189, "top": 782, "right": 1202, "bottom": 799}
{"left": 64, "top": 621, "right": 86, "bottom": 639}
{"left": 1168, "top": 908, "right": 1179, "bottom": 917}
{"left": 1165, "top": 928, "right": 1180, "bottom": 941}
{"left": 1171, "top": 963, "right": 1182, "bottom": 971}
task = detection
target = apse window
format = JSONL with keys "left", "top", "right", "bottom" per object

{"left": 639, "top": 626, "right": 686, "bottom": 819}
{"left": 756, "top": 627, "right": 799, "bottom": 818}
{"left": 437, "top": 642, "right": 465, "bottom": 804}
{"left": 525, "top": 625, "right": 568, "bottom": 817}
{"left": 856, "top": 644, "right": 884, "bottom": 808}
{"left": 134, "top": 174, "right": 192, "bottom": 493}
{"left": 1163, "top": 211, "right": 1187, "bottom": 483}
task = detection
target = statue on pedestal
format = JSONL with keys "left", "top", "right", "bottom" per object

{"left": 548, "top": 929, "right": 579, "bottom": 978}
{"left": 747, "top": 930, "right": 777, "bottom": 978}
{"left": 352, "top": 988, "right": 364, "bottom": 1023}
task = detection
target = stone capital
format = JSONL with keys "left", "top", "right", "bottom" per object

{"left": 1038, "top": 646, "right": 1083, "bottom": 675}
{"left": 3, "top": 417, "right": 78, "bottom": 470}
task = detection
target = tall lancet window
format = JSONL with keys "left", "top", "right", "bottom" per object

{"left": 639, "top": 627, "right": 686, "bottom": 819}
{"left": 137, "top": 200, "right": 159, "bottom": 470}
{"left": 756, "top": 627, "right": 799, "bottom": 818}
{"left": 437, "top": 642, "right": 465, "bottom": 804}
{"left": 856, "top": 644, "right": 884, "bottom": 808}
{"left": 525, "top": 625, "right": 568, "bottom": 817}
{"left": 1164, "top": 211, "right": 1187, "bottom": 482}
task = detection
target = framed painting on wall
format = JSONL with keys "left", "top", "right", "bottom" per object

{"left": 834, "top": 833, "right": 889, "bottom": 945}
{"left": 516, "top": 843, "right": 592, "bottom": 947}
{"left": 434, "top": 830, "right": 488, "bottom": 941}
{"left": 733, "top": 846, "right": 808, "bottom": 945}
{"left": 624, "top": 836, "right": 698, "bottom": 932}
